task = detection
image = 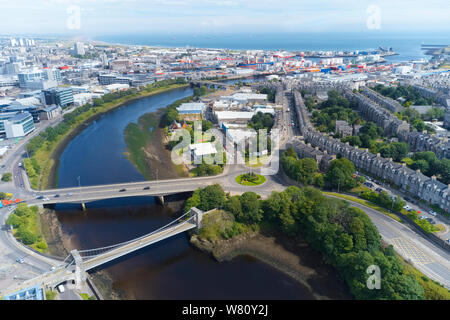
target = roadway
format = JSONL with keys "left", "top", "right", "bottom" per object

{"left": 326, "top": 195, "right": 450, "bottom": 289}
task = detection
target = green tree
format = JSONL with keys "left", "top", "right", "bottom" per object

{"left": 237, "top": 192, "right": 262, "bottom": 224}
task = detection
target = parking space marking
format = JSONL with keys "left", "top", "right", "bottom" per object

{"left": 390, "top": 237, "right": 434, "bottom": 265}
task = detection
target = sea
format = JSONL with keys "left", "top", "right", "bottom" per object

{"left": 94, "top": 32, "right": 450, "bottom": 62}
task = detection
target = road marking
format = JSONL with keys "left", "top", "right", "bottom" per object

{"left": 390, "top": 237, "right": 434, "bottom": 265}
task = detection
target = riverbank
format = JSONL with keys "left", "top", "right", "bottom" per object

{"left": 190, "top": 229, "right": 352, "bottom": 300}
{"left": 26, "top": 82, "right": 189, "bottom": 190}
{"left": 123, "top": 107, "right": 189, "bottom": 180}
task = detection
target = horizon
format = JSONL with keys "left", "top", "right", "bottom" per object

{"left": 1, "top": 0, "right": 450, "bottom": 35}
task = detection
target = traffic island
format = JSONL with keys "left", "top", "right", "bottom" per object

{"left": 235, "top": 173, "right": 267, "bottom": 186}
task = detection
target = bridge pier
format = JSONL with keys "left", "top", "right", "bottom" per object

{"left": 71, "top": 249, "right": 86, "bottom": 290}
{"left": 155, "top": 196, "right": 165, "bottom": 206}
{"left": 191, "top": 207, "right": 204, "bottom": 233}
{"left": 81, "top": 203, "right": 86, "bottom": 211}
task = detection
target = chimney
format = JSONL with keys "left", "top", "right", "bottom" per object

{"left": 431, "top": 175, "right": 436, "bottom": 181}
{"left": 416, "top": 169, "right": 421, "bottom": 173}
{"left": 377, "top": 153, "right": 380, "bottom": 157}
{"left": 389, "top": 158, "right": 393, "bottom": 162}
{"left": 365, "top": 148, "right": 369, "bottom": 153}
{"left": 345, "top": 142, "right": 350, "bottom": 145}
{"left": 422, "top": 130, "right": 427, "bottom": 134}
{"left": 307, "top": 143, "right": 312, "bottom": 147}
{"left": 324, "top": 150, "right": 328, "bottom": 154}
{"left": 315, "top": 147, "right": 319, "bottom": 151}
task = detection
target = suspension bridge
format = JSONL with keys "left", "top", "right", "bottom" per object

{"left": 1, "top": 208, "right": 207, "bottom": 296}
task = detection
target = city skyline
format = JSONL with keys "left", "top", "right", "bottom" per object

{"left": 1, "top": 0, "right": 450, "bottom": 35}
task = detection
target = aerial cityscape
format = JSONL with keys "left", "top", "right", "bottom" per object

{"left": 0, "top": 0, "right": 449, "bottom": 308}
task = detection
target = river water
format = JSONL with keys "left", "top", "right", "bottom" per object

{"left": 53, "top": 85, "right": 350, "bottom": 299}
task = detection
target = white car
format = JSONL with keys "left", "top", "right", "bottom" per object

{"left": 57, "top": 284, "right": 65, "bottom": 293}
{"left": 429, "top": 211, "right": 437, "bottom": 217}
{"left": 403, "top": 205, "right": 411, "bottom": 211}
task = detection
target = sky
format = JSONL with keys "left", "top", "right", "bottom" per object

{"left": 0, "top": 0, "right": 449, "bottom": 36}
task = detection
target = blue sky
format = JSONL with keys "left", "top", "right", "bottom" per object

{"left": 1, "top": 0, "right": 449, "bottom": 35}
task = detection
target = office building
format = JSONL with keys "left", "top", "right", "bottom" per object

{"left": 4, "top": 112, "right": 35, "bottom": 138}
{"left": 43, "top": 88, "right": 74, "bottom": 107}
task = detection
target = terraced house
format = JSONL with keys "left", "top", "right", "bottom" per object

{"left": 291, "top": 86, "right": 450, "bottom": 212}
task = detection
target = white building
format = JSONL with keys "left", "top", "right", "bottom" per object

{"left": 189, "top": 142, "right": 217, "bottom": 163}
{"left": 4, "top": 112, "right": 35, "bottom": 138}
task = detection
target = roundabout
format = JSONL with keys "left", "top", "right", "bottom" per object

{"left": 235, "top": 172, "right": 267, "bottom": 186}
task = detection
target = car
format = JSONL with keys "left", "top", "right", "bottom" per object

{"left": 67, "top": 193, "right": 73, "bottom": 197}
{"left": 119, "top": 189, "right": 126, "bottom": 192}
{"left": 446, "top": 239, "right": 450, "bottom": 244}
{"left": 143, "top": 186, "right": 150, "bottom": 190}
{"left": 36, "top": 195, "right": 44, "bottom": 200}
{"left": 50, "top": 266, "right": 56, "bottom": 271}
{"left": 375, "top": 188, "right": 383, "bottom": 192}
{"left": 57, "top": 284, "right": 65, "bottom": 293}
{"left": 418, "top": 216, "right": 425, "bottom": 220}
{"left": 43, "top": 197, "right": 50, "bottom": 201}
{"left": 429, "top": 211, "right": 437, "bottom": 217}
{"left": 54, "top": 194, "right": 60, "bottom": 198}
{"left": 403, "top": 205, "right": 411, "bottom": 211}
{"left": 16, "top": 258, "right": 24, "bottom": 264}
{"left": 404, "top": 197, "right": 411, "bottom": 202}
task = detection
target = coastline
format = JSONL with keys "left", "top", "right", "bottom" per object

{"left": 190, "top": 230, "right": 352, "bottom": 300}
{"left": 45, "top": 83, "right": 189, "bottom": 189}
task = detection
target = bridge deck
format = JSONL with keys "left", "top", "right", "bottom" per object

{"left": 83, "top": 222, "right": 197, "bottom": 271}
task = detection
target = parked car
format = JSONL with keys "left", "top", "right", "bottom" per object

{"left": 375, "top": 188, "right": 383, "bottom": 192}
{"left": 16, "top": 258, "right": 24, "bottom": 264}
{"left": 429, "top": 211, "right": 437, "bottom": 217}
{"left": 403, "top": 205, "right": 411, "bottom": 211}
{"left": 57, "top": 284, "right": 65, "bottom": 293}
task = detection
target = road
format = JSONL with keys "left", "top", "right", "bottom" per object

{"left": 358, "top": 172, "right": 450, "bottom": 241}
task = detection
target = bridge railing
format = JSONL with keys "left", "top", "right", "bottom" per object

{"left": 76, "top": 211, "right": 196, "bottom": 261}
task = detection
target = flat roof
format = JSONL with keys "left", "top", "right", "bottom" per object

{"left": 215, "top": 111, "right": 254, "bottom": 120}
{"left": 177, "top": 103, "right": 206, "bottom": 111}
{"left": 189, "top": 142, "right": 217, "bottom": 156}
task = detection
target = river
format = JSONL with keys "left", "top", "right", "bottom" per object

{"left": 52, "top": 84, "right": 350, "bottom": 299}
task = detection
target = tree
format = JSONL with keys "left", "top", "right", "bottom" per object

{"left": 224, "top": 196, "right": 243, "bottom": 217}
{"left": 1, "top": 173, "right": 12, "bottom": 182}
{"left": 325, "top": 158, "right": 357, "bottom": 190}
{"left": 198, "top": 184, "right": 226, "bottom": 211}
{"left": 237, "top": 192, "right": 262, "bottom": 224}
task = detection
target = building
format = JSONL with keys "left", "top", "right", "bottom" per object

{"left": 43, "top": 88, "right": 74, "bottom": 107}
{"left": 335, "top": 120, "right": 353, "bottom": 137}
{"left": 18, "top": 69, "right": 59, "bottom": 90}
{"left": 74, "top": 42, "right": 85, "bottom": 55}
{"left": 3, "top": 285, "right": 44, "bottom": 300}
{"left": 98, "top": 74, "right": 132, "bottom": 86}
{"left": 177, "top": 103, "right": 206, "bottom": 115}
{"left": 38, "top": 105, "right": 62, "bottom": 120}
{"left": 3, "top": 104, "right": 40, "bottom": 123}
{"left": 4, "top": 112, "right": 35, "bottom": 138}
{"left": 444, "top": 109, "right": 450, "bottom": 130}
{"left": 189, "top": 142, "right": 217, "bottom": 163}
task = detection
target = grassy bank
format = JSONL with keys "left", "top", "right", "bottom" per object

{"left": 24, "top": 80, "right": 189, "bottom": 190}
{"left": 324, "top": 192, "right": 403, "bottom": 222}
{"left": 123, "top": 97, "right": 192, "bottom": 180}
{"left": 6, "top": 203, "right": 48, "bottom": 252}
